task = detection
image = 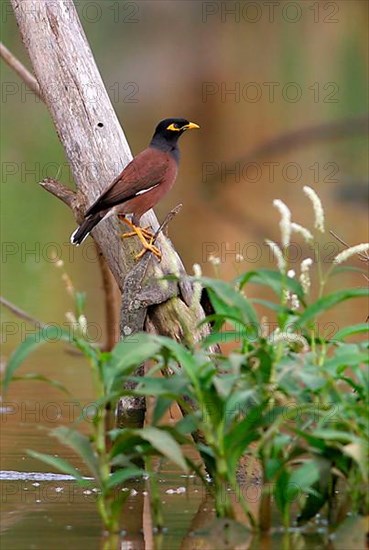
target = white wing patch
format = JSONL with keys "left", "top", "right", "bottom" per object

{"left": 135, "top": 183, "right": 160, "bottom": 196}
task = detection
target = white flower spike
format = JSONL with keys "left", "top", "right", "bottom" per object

{"left": 291, "top": 222, "right": 314, "bottom": 243}
{"left": 333, "top": 244, "right": 369, "bottom": 265}
{"left": 266, "top": 239, "right": 286, "bottom": 274}
{"left": 273, "top": 199, "right": 291, "bottom": 248}
{"left": 300, "top": 257, "right": 313, "bottom": 294}
{"left": 303, "top": 186, "right": 325, "bottom": 233}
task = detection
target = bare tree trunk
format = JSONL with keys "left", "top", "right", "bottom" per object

{"left": 9, "top": 0, "right": 209, "bottom": 419}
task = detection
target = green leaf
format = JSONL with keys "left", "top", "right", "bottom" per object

{"left": 173, "top": 413, "right": 199, "bottom": 435}
{"left": 110, "top": 431, "right": 147, "bottom": 459}
{"left": 333, "top": 323, "right": 369, "bottom": 342}
{"left": 250, "top": 298, "right": 289, "bottom": 313}
{"left": 239, "top": 269, "right": 305, "bottom": 301}
{"left": 274, "top": 469, "right": 290, "bottom": 515}
{"left": 136, "top": 427, "right": 188, "bottom": 472}
{"left": 3, "top": 326, "right": 72, "bottom": 393}
{"left": 312, "top": 429, "right": 356, "bottom": 443}
{"left": 107, "top": 333, "right": 162, "bottom": 391}
{"left": 201, "top": 390, "right": 225, "bottom": 427}
{"left": 324, "top": 346, "right": 368, "bottom": 371}
{"left": 213, "top": 374, "right": 238, "bottom": 399}
{"left": 201, "top": 329, "right": 254, "bottom": 347}
{"left": 152, "top": 397, "right": 173, "bottom": 424}
{"left": 105, "top": 467, "right": 143, "bottom": 491}
{"left": 223, "top": 403, "right": 264, "bottom": 458}
{"left": 112, "top": 333, "right": 161, "bottom": 370}
{"left": 289, "top": 461, "right": 320, "bottom": 492}
{"left": 196, "top": 277, "right": 259, "bottom": 328}
{"left": 51, "top": 427, "right": 101, "bottom": 484}
{"left": 265, "top": 457, "right": 283, "bottom": 481}
{"left": 27, "top": 450, "right": 91, "bottom": 487}
{"left": 295, "top": 288, "right": 369, "bottom": 328}
{"left": 158, "top": 337, "right": 202, "bottom": 385}
{"left": 297, "top": 457, "right": 331, "bottom": 525}
{"left": 109, "top": 491, "right": 131, "bottom": 519}
{"left": 133, "top": 374, "right": 188, "bottom": 398}
{"left": 293, "top": 429, "right": 327, "bottom": 451}
{"left": 224, "top": 389, "right": 258, "bottom": 425}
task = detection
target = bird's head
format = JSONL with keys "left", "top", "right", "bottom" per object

{"left": 150, "top": 118, "right": 200, "bottom": 150}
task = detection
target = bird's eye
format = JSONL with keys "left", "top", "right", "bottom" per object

{"left": 166, "top": 123, "right": 182, "bottom": 132}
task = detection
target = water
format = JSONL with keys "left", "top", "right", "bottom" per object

{"left": 0, "top": 469, "right": 206, "bottom": 549}
{"left": 1, "top": 334, "right": 366, "bottom": 549}
{"left": 0, "top": 348, "right": 205, "bottom": 549}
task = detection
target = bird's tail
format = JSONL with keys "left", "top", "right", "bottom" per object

{"left": 70, "top": 213, "right": 103, "bottom": 245}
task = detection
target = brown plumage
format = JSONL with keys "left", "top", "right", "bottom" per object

{"left": 70, "top": 118, "right": 199, "bottom": 258}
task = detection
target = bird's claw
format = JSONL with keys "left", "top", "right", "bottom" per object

{"left": 119, "top": 221, "right": 161, "bottom": 261}
{"left": 121, "top": 226, "right": 154, "bottom": 240}
{"left": 135, "top": 240, "right": 162, "bottom": 261}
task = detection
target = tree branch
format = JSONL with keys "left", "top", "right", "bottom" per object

{"left": 0, "top": 296, "right": 47, "bottom": 328}
{"left": 10, "top": 0, "right": 210, "bottom": 426}
{"left": 40, "top": 177, "right": 79, "bottom": 209}
{"left": 0, "top": 41, "right": 42, "bottom": 99}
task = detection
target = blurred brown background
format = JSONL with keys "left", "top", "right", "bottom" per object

{"left": 1, "top": 0, "right": 368, "bottom": 349}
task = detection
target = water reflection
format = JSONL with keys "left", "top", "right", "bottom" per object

{"left": 1, "top": 465, "right": 363, "bottom": 549}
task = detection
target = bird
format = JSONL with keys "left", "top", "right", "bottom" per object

{"left": 70, "top": 118, "right": 200, "bottom": 259}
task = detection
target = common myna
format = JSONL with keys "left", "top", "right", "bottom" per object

{"left": 70, "top": 118, "right": 199, "bottom": 259}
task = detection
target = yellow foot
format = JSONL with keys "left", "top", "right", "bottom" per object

{"left": 118, "top": 217, "right": 161, "bottom": 261}
{"left": 121, "top": 227, "right": 154, "bottom": 240}
{"left": 135, "top": 241, "right": 162, "bottom": 261}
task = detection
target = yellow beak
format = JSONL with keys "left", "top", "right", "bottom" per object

{"left": 184, "top": 122, "right": 200, "bottom": 130}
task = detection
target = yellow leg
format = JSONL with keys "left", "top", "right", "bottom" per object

{"left": 132, "top": 226, "right": 161, "bottom": 260}
{"left": 121, "top": 227, "right": 154, "bottom": 239}
{"left": 119, "top": 217, "right": 161, "bottom": 260}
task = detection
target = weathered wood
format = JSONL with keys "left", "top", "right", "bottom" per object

{"left": 10, "top": 0, "right": 206, "bottom": 324}
{"left": 10, "top": 0, "right": 210, "bottom": 422}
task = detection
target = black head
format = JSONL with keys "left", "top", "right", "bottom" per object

{"left": 150, "top": 118, "right": 200, "bottom": 155}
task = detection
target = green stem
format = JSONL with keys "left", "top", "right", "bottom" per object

{"left": 90, "top": 357, "right": 118, "bottom": 533}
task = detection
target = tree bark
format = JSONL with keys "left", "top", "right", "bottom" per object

{"left": 10, "top": 0, "right": 209, "bottom": 415}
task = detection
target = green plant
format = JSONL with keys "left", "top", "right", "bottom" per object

{"left": 127, "top": 186, "right": 369, "bottom": 530}
{"left": 3, "top": 186, "right": 368, "bottom": 543}
{"left": 2, "top": 284, "right": 190, "bottom": 538}
{"left": 130, "top": 273, "right": 367, "bottom": 529}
